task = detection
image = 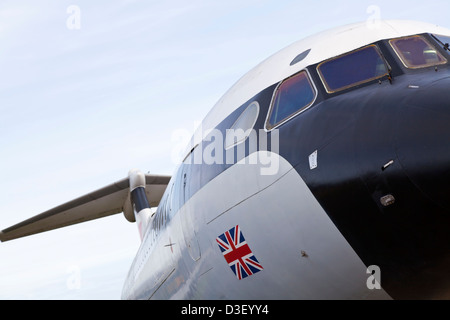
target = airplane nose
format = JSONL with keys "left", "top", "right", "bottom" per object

{"left": 378, "top": 77, "right": 450, "bottom": 299}
{"left": 396, "top": 77, "right": 450, "bottom": 211}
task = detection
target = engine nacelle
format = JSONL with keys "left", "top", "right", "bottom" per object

{"left": 127, "top": 169, "right": 153, "bottom": 240}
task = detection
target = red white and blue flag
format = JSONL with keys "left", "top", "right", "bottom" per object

{"left": 216, "top": 225, "right": 263, "bottom": 280}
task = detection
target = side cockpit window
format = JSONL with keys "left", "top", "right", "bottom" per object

{"left": 317, "top": 45, "right": 389, "bottom": 93}
{"left": 225, "top": 101, "right": 259, "bottom": 149}
{"left": 389, "top": 35, "right": 447, "bottom": 69}
{"left": 265, "top": 70, "right": 316, "bottom": 130}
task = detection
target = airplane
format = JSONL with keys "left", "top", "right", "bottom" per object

{"left": 2, "top": 19, "right": 450, "bottom": 300}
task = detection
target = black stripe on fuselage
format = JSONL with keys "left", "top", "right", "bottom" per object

{"left": 156, "top": 34, "right": 450, "bottom": 299}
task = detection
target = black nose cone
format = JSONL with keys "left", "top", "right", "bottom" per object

{"left": 396, "top": 77, "right": 450, "bottom": 211}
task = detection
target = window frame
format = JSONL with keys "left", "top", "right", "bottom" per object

{"left": 431, "top": 34, "right": 450, "bottom": 53}
{"left": 389, "top": 35, "right": 448, "bottom": 69}
{"left": 264, "top": 69, "right": 317, "bottom": 131}
{"left": 316, "top": 44, "right": 390, "bottom": 94}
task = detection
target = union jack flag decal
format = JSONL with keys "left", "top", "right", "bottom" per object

{"left": 216, "top": 225, "right": 263, "bottom": 280}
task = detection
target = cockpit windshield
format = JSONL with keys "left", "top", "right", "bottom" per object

{"left": 317, "top": 45, "right": 389, "bottom": 93}
{"left": 389, "top": 35, "right": 447, "bottom": 69}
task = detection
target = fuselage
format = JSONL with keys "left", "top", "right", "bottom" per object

{"left": 122, "top": 20, "right": 450, "bottom": 299}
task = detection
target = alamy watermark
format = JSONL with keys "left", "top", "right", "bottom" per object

{"left": 366, "top": 265, "right": 381, "bottom": 290}
{"left": 66, "top": 5, "right": 81, "bottom": 30}
{"left": 66, "top": 265, "right": 82, "bottom": 290}
{"left": 366, "top": 5, "right": 381, "bottom": 30}
{"left": 171, "top": 123, "right": 280, "bottom": 176}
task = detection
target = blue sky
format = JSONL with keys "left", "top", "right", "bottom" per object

{"left": 0, "top": 0, "right": 449, "bottom": 299}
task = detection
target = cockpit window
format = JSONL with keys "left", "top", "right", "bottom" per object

{"left": 389, "top": 35, "right": 447, "bottom": 69}
{"left": 317, "top": 45, "right": 389, "bottom": 93}
{"left": 266, "top": 70, "right": 316, "bottom": 130}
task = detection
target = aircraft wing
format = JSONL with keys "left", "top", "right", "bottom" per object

{"left": 0, "top": 174, "right": 171, "bottom": 242}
